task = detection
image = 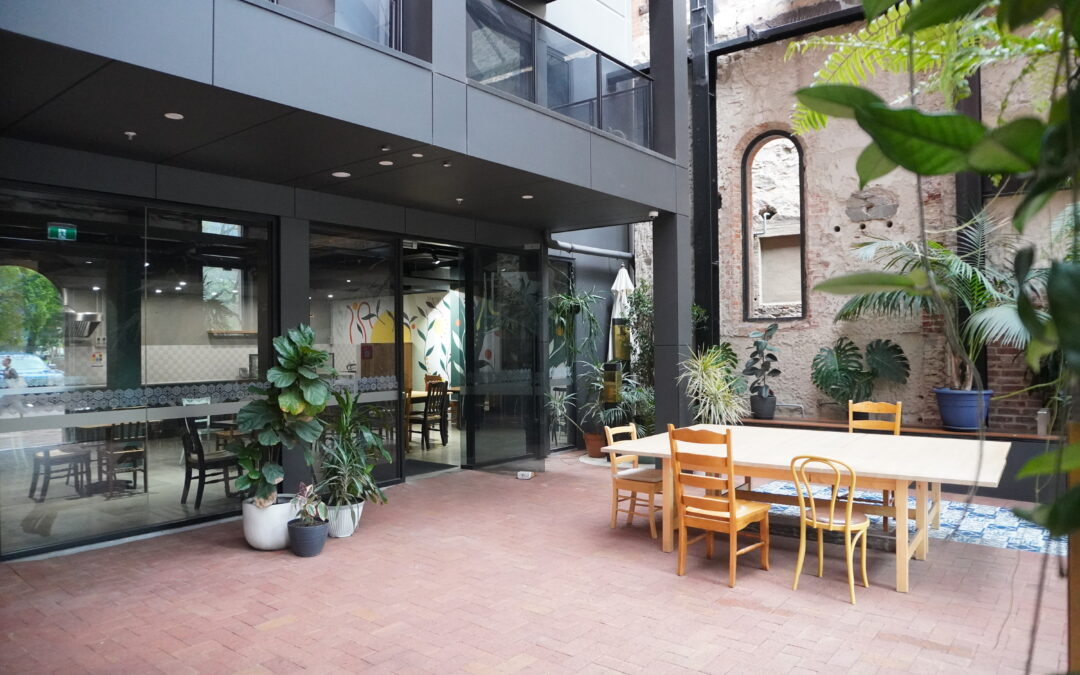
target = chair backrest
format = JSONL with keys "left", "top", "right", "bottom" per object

{"left": 603, "top": 424, "right": 638, "bottom": 476}
{"left": 109, "top": 421, "right": 146, "bottom": 446}
{"left": 424, "top": 374, "right": 444, "bottom": 384}
{"left": 182, "top": 396, "right": 212, "bottom": 427}
{"left": 790, "top": 455, "right": 858, "bottom": 529}
{"left": 667, "top": 423, "right": 738, "bottom": 519}
{"left": 424, "top": 380, "right": 449, "bottom": 417}
{"left": 180, "top": 417, "right": 206, "bottom": 466}
{"left": 848, "top": 400, "right": 902, "bottom": 435}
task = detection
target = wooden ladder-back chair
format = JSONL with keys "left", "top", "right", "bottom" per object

{"left": 604, "top": 424, "right": 662, "bottom": 539}
{"left": 409, "top": 380, "right": 449, "bottom": 449}
{"left": 790, "top": 455, "right": 870, "bottom": 604}
{"left": 848, "top": 400, "right": 927, "bottom": 531}
{"left": 667, "top": 424, "right": 771, "bottom": 588}
{"left": 181, "top": 417, "right": 240, "bottom": 509}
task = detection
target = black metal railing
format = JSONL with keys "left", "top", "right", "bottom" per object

{"left": 465, "top": 0, "right": 653, "bottom": 149}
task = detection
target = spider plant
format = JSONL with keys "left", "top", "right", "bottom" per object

{"left": 679, "top": 343, "right": 749, "bottom": 425}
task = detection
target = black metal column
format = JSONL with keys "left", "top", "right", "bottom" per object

{"left": 690, "top": 0, "right": 718, "bottom": 347}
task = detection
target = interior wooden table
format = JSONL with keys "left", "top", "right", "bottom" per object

{"left": 603, "top": 424, "right": 1011, "bottom": 593}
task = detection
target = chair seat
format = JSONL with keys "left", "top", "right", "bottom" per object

{"left": 35, "top": 447, "right": 91, "bottom": 460}
{"left": 686, "top": 500, "right": 770, "bottom": 523}
{"left": 615, "top": 467, "right": 663, "bottom": 483}
{"left": 806, "top": 509, "right": 868, "bottom": 527}
{"left": 193, "top": 451, "right": 238, "bottom": 465}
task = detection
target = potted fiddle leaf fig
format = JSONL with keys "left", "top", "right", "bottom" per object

{"left": 316, "top": 390, "right": 391, "bottom": 538}
{"left": 743, "top": 323, "right": 782, "bottom": 419}
{"left": 288, "top": 482, "right": 329, "bottom": 557}
{"left": 233, "top": 324, "right": 333, "bottom": 551}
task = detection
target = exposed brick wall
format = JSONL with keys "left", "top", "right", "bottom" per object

{"left": 987, "top": 343, "right": 1043, "bottom": 432}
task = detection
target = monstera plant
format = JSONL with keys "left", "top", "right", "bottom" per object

{"left": 233, "top": 324, "right": 334, "bottom": 550}
{"left": 811, "top": 337, "right": 910, "bottom": 408}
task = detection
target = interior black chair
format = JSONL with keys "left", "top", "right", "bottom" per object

{"left": 409, "top": 380, "right": 449, "bottom": 450}
{"left": 28, "top": 444, "right": 92, "bottom": 502}
{"left": 98, "top": 421, "right": 148, "bottom": 498}
{"left": 181, "top": 417, "right": 240, "bottom": 509}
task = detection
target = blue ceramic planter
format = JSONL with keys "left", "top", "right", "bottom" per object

{"left": 933, "top": 388, "right": 993, "bottom": 431}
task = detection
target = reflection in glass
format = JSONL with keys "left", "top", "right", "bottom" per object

{"left": 466, "top": 0, "right": 535, "bottom": 102}
{"left": 538, "top": 25, "right": 597, "bottom": 126}
{"left": 601, "top": 57, "right": 652, "bottom": 148}
{"left": 274, "top": 0, "right": 400, "bottom": 49}
{"left": 744, "top": 135, "right": 805, "bottom": 320}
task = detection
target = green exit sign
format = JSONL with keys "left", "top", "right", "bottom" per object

{"left": 47, "top": 223, "right": 77, "bottom": 241}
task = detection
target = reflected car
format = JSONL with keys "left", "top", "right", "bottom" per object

{"left": 0, "top": 353, "right": 65, "bottom": 387}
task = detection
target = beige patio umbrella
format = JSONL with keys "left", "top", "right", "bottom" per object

{"left": 607, "top": 264, "right": 634, "bottom": 362}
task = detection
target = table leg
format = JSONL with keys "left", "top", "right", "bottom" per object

{"left": 915, "top": 481, "right": 929, "bottom": 561}
{"left": 931, "top": 482, "right": 942, "bottom": 529}
{"left": 894, "top": 479, "right": 909, "bottom": 593}
{"left": 661, "top": 458, "right": 674, "bottom": 553}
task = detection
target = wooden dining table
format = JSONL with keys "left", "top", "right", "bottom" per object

{"left": 603, "top": 424, "right": 1012, "bottom": 592}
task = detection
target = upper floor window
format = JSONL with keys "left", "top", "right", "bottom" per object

{"left": 742, "top": 132, "right": 806, "bottom": 320}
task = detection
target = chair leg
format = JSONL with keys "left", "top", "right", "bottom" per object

{"left": 194, "top": 469, "right": 206, "bottom": 510}
{"left": 860, "top": 529, "right": 870, "bottom": 588}
{"left": 610, "top": 486, "right": 618, "bottom": 529}
{"left": 816, "top": 528, "right": 824, "bottom": 577}
{"left": 40, "top": 464, "right": 51, "bottom": 502}
{"left": 627, "top": 494, "right": 637, "bottom": 526}
{"left": 793, "top": 521, "right": 807, "bottom": 591}
{"left": 28, "top": 460, "right": 40, "bottom": 499}
{"left": 728, "top": 529, "right": 738, "bottom": 588}
{"left": 760, "top": 512, "right": 770, "bottom": 571}
{"left": 845, "top": 531, "right": 856, "bottom": 605}
{"left": 676, "top": 526, "right": 688, "bottom": 576}
{"left": 181, "top": 464, "right": 192, "bottom": 504}
{"left": 647, "top": 490, "right": 658, "bottom": 540}
{"left": 705, "top": 531, "right": 714, "bottom": 560}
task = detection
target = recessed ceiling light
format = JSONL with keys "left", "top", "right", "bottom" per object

{"left": 174, "top": 286, "right": 182, "bottom": 291}
{"left": 521, "top": 194, "right": 534, "bottom": 200}
{"left": 154, "top": 289, "right": 162, "bottom": 294}
{"left": 346, "top": 279, "right": 352, "bottom": 283}
{"left": 178, "top": 281, "right": 187, "bottom": 286}
{"left": 378, "top": 160, "right": 394, "bottom": 166}
{"left": 327, "top": 294, "right": 334, "bottom": 299}
{"left": 442, "top": 160, "right": 452, "bottom": 168}
{"left": 143, "top": 262, "right": 150, "bottom": 267}
{"left": 455, "top": 198, "right": 464, "bottom": 204}
{"left": 380, "top": 144, "right": 391, "bottom": 152}
{"left": 411, "top": 152, "right": 424, "bottom": 158}
{"left": 124, "top": 131, "right": 137, "bottom": 140}
{"left": 91, "top": 286, "right": 101, "bottom": 292}
{"left": 331, "top": 171, "right": 351, "bottom": 178}
{"left": 164, "top": 112, "right": 184, "bottom": 120}
{"left": 85, "top": 261, "right": 93, "bottom": 264}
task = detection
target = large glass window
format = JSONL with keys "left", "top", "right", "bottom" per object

{"left": 466, "top": 0, "right": 536, "bottom": 102}
{"left": 274, "top": 0, "right": 402, "bottom": 50}
{"left": 0, "top": 187, "right": 270, "bottom": 558}
{"left": 538, "top": 25, "right": 597, "bottom": 126}
{"left": 742, "top": 133, "right": 806, "bottom": 320}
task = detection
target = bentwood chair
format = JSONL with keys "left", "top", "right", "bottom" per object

{"left": 604, "top": 424, "right": 662, "bottom": 539}
{"left": 790, "top": 455, "right": 870, "bottom": 604}
{"left": 668, "top": 424, "right": 770, "bottom": 588}
{"left": 848, "top": 400, "right": 918, "bottom": 530}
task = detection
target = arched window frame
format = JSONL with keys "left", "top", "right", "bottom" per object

{"left": 740, "top": 130, "right": 808, "bottom": 322}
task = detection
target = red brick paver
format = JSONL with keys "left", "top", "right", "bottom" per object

{"left": 0, "top": 453, "right": 1068, "bottom": 674}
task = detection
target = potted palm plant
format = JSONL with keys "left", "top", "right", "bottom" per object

{"left": 824, "top": 213, "right": 1041, "bottom": 429}
{"left": 679, "top": 343, "right": 750, "bottom": 424}
{"left": 233, "top": 324, "right": 333, "bottom": 550}
{"left": 811, "top": 337, "right": 911, "bottom": 411}
{"left": 743, "top": 323, "right": 782, "bottom": 419}
{"left": 288, "top": 482, "right": 329, "bottom": 557}
{"left": 545, "top": 361, "right": 645, "bottom": 456}
{"left": 316, "top": 390, "right": 391, "bottom": 538}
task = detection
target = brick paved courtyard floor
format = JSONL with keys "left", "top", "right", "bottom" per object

{"left": 0, "top": 452, "right": 1069, "bottom": 674}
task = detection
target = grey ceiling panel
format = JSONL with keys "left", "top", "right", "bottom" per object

{"left": 466, "top": 88, "right": 592, "bottom": 188}
{"left": 289, "top": 144, "right": 455, "bottom": 191}
{"left": 5, "top": 61, "right": 292, "bottom": 164}
{"left": 295, "top": 189, "right": 405, "bottom": 234}
{"left": 0, "top": 138, "right": 155, "bottom": 199}
{"left": 0, "top": 31, "right": 107, "bottom": 130}
{"left": 0, "top": 0, "right": 213, "bottom": 83}
{"left": 590, "top": 134, "right": 678, "bottom": 212}
{"left": 166, "top": 111, "right": 423, "bottom": 184}
{"left": 156, "top": 165, "right": 295, "bottom": 218}
{"left": 214, "top": 0, "right": 433, "bottom": 144}
{"left": 432, "top": 75, "right": 467, "bottom": 153}
{"left": 405, "top": 209, "right": 476, "bottom": 243}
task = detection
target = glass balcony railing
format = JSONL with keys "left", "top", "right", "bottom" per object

{"left": 272, "top": 0, "right": 403, "bottom": 52}
{"left": 465, "top": 0, "right": 653, "bottom": 150}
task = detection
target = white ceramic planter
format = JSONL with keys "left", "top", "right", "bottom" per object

{"left": 326, "top": 502, "right": 365, "bottom": 538}
{"left": 242, "top": 495, "right": 297, "bottom": 550}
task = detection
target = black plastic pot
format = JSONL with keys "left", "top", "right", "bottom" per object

{"left": 750, "top": 394, "right": 776, "bottom": 420}
{"left": 287, "top": 519, "right": 328, "bottom": 557}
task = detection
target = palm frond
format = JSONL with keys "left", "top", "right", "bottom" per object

{"left": 834, "top": 289, "right": 932, "bottom": 322}
{"left": 964, "top": 305, "right": 1046, "bottom": 350}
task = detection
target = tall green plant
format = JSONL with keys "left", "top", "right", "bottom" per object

{"left": 811, "top": 337, "right": 911, "bottom": 406}
{"left": 233, "top": 324, "right": 333, "bottom": 508}
{"left": 548, "top": 289, "right": 602, "bottom": 368}
{"left": 798, "top": 0, "right": 1080, "bottom": 543}
{"left": 316, "top": 390, "right": 391, "bottom": 513}
{"left": 679, "top": 343, "right": 749, "bottom": 425}
{"left": 743, "top": 323, "right": 781, "bottom": 399}
{"left": 626, "top": 282, "right": 654, "bottom": 387}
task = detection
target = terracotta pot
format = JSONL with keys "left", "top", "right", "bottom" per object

{"left": 583, "top": 432, "right": 606, "bottom": 458}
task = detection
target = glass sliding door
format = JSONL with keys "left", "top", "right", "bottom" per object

{"left": 465, "top": 248, "right": 544, "bottom": 471}
{"left": 308, "top": 227, "right": 401, "bottom": 484}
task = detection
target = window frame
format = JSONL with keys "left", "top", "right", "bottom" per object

{"left": 740, "top": 130, "right": 808, "bottom": 322}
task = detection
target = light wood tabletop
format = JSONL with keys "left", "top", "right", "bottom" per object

{"left": 603, "top": 424, "right": 1012, "bottom": 593}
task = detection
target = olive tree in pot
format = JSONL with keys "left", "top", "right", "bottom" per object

{"left": 233, "top": 324, "right": 333, "bottom": 551}
{"left": 288, "top": 482, "right": 329, "bottom": 557}
{"left": 743, "top": 323, "right": 781, "bottom": 419}
{"left": 811, "top": 337, "right": 910, "bottom": 414}
{"left": 316, "top": 390, "right": 391, "bottom": 538}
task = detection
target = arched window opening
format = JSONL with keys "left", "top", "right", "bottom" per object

{"left": 742, "top": 133, "right": 806, "bottom": 320}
